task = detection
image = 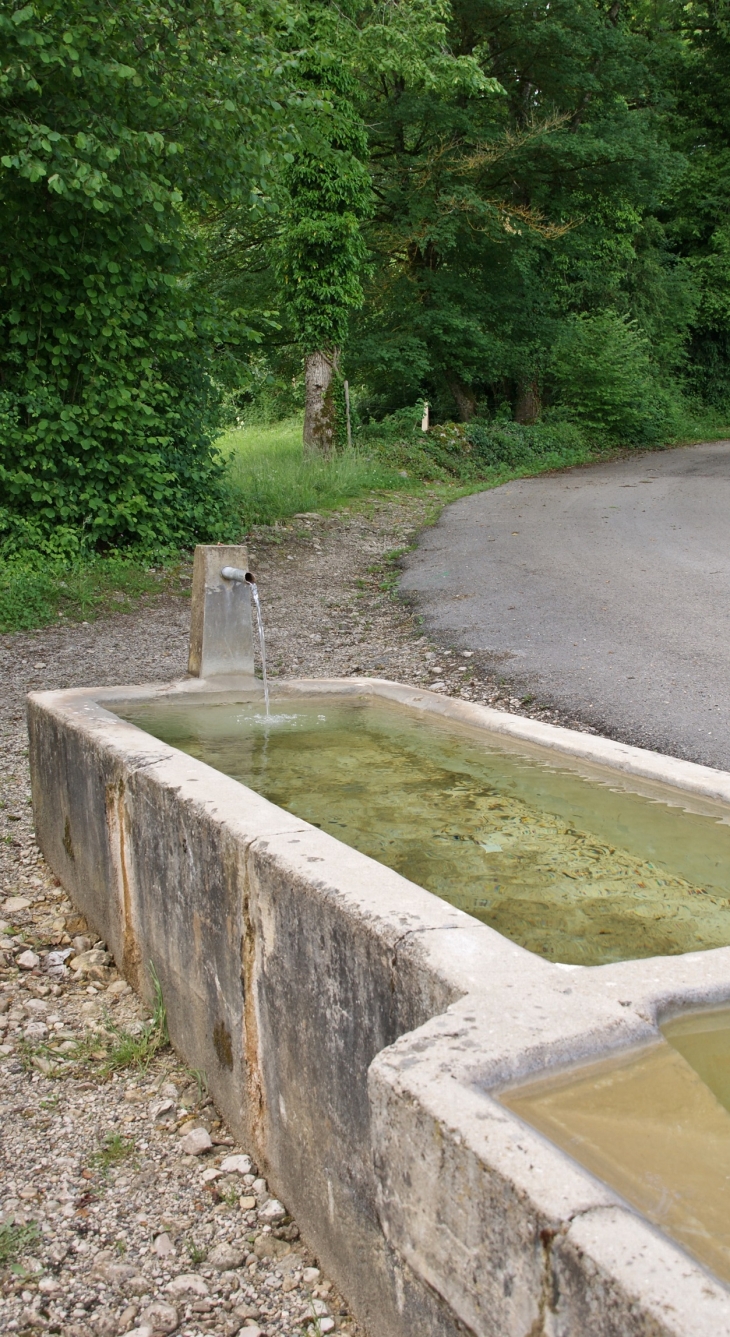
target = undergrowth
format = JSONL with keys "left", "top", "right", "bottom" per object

{"left": 0, "top": 555, "right": 189, "bottom": 634}
{"left": 362, "top": 410, "right": 616, "bottom": 481}
{"left": 2, "top": 407, "right": 727, "bottom": 634}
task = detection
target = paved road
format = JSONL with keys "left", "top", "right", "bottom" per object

{"left": 401, "top": 441, "right": 730, "bottom": 769}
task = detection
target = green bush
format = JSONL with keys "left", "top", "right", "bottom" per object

{"left": 466, "top": 420, "right": 588, "bottom": 468}
{"left": 548, "top": 312, "right": 685, "bottom": 442}
{"left": 361, "top": 407, "right": 594, "bottom": 480}
{"left": 0, "top": 570, "right": 55, "bottom": 631}
{"left": 0, "top": 0, "right": 284, "bottom": 552}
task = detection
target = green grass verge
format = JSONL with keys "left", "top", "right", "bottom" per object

{"left": 219, "top": 416, "right": 407, "bottom": 528}
{"left": 0, "top": 556, "right": 189, "bottom": 635}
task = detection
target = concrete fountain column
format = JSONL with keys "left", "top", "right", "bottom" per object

{"left": 187, "top": 544, "right": 255, "bottom": 680}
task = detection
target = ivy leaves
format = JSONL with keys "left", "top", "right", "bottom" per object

{"left": 0, "top": 0, "right": 294, "bottom": 548}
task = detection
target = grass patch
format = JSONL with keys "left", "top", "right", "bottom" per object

{"left": 99, "top": 1014, "right": 168, "bottom": 1075}
{"left": 186, "top": 1240, "right": 207, "bottom": 1265}
{"left": 98, "top": 964, "right": 169, "bottom": 1076}
{"left": 220, "top": 417, "right": 405, "bottom": 529}
{"left": 0, "top": 555, "right": 188, "bottom": 634}
{"left": 91, "top": 1131, "right": 136, "bottom": 1174}
{"left": 0, "top": 1221, "right": 40, "bottom": 1267}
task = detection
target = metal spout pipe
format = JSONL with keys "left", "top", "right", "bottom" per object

{"left": 221, "top": 567, "right": 256, "bottom": 584}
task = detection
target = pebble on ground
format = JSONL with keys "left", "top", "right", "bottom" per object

{"left": 0, "top": 494, "right": 601, "bottom": 1337}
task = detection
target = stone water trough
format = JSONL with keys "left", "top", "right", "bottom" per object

{"left": 27, "top": 545, "right": 730, "bottom": 1337}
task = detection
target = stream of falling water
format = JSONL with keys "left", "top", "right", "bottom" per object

{"left": 248, "top": 578, "right": 269, "bottom": 718}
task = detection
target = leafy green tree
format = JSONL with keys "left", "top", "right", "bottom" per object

{"left": 91, "top": 0, "right": 723, "bottom": 468}
{"left": 217, "top": 0, "right": 497, "bottom": 453}
{"left": 550, "top": 311, "right": 683, "bottom": 438}
{"left": 277, "top": 29, "right": 371, "bottom": 455}
{"left": 659, "top": 0, "right": 730, "bottom": 408}
{"left": 0, "top": 0, "right": 289, "bottom": 551}
{"left": 347, "top": 0, "right": 693, "bottom": 427}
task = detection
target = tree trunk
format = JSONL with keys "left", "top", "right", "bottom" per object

{"left": 514, "top": 378, "right": 541, "bottom": 424}
{"left": 303, "top": 349, "right": 339, "bottom": 456}
{"left": 447, "top": 374, "right": 477, "bottom": 422}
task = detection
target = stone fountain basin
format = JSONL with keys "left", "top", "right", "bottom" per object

{"left": 27, "top": 676, "right": 730, "bottom": 1337}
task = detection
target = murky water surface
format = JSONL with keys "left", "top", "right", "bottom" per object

{"left": 504, "top": 1008, "right": 730, "bottom": 1284}
{"left": 119, "top": 695, "right": 730, "bottom": 966}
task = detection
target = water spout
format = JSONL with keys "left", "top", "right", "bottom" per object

{"left": 221, "top": 567, "right": 269, "bottom": 716}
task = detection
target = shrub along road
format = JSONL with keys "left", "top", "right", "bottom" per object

{"left": 401, "top": 439, "right": 730, "bottom": 770}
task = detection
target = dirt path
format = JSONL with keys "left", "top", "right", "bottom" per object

{"left": 0, "top": 494, "right": 596, "bottom": 1337}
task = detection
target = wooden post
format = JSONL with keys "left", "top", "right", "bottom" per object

{"left": 421, "top": 401, "right": 430, "bottom": 432}
{"left": 344, "top": 379, "right": 353, "bottom": 450}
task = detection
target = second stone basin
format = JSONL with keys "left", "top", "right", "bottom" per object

{"left": 503, "top": 1005, "right": 730, "bottom": 1285}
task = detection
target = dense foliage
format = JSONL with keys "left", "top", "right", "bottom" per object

{"left": 227, "top": 0, "right": 730, "bottom": 443}
{"left": 1, "top": 0, "right": 729, "bottom": 546}
{"left": 0, "top": 0, "right": 289, "bottom": 550}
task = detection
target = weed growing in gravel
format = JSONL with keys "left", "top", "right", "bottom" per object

{"left": 22, "top": 1016, "right": 167, "bottom": 1077}
{"left": 100, "top": 1020, "right": 166, "bottom": 1074}
{"left": 187, "top": 1240, "right": 207, "bottom": 1265}
{"left": 100, "top": 967, "right": 169, "bottom": 1075}
{"left": 20, "top": 966, "right": 169, "bottom": 1079}
{"left": 186, "top": 1067, "right": 208, "bottom": 1100}
{"left": 221, "top": 1183, "right": 240, "bottom": 1208}
{"left": 92, "top": 1132, "right": 136, "bottom": 1174}
{"left": 304, "top": 1320, "right": 329, "bottom": 1337}
{"left": 0, "top": 1221, "right": 40, "bottom": 1266}
{"left": 364, "top": 545, "right": 416, "bottom": 596}
{"left": 20, "top": 1028, "right": 104, "bottom": 1076}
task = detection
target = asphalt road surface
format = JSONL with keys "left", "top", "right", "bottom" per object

{"left": 401, "top": 440, "right": 730, "bottom": 769}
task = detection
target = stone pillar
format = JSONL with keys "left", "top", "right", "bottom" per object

{"left": 188, "top": 545, "right": 255, "bottom": 679}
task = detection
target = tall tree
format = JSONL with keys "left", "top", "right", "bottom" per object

{"left": 659, "top": 0, "right": 730, "bottom": 405}
{"left": 243, "top": 0, "right": 498, "bottom": 452}
{"left": 278, "top": 26, "right": 371, "bottom": 455}
{"left": 348, "top": 0, "right": 690, "bottom": 423}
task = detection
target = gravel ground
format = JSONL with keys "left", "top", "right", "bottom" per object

{"left": 0, "top": 492, "right": 600, "bottom": 1337}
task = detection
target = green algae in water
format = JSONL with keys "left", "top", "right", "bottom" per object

{"left": 119, "top": 695, "right": 730, "bottom": 966}
{"left": 503, "top": 1008, "right": 730, "bottom": 1284}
